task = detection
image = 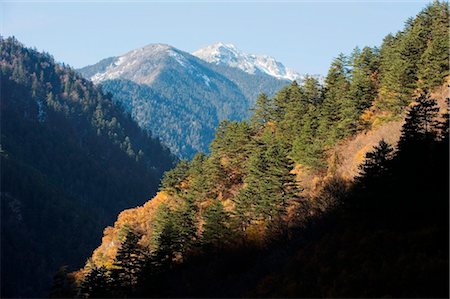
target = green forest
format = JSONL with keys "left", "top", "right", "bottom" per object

{"left": 51, "top": 2, "right": 449, "bottom": 298}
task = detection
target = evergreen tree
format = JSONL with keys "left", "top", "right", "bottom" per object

{"left": 398, "top": 93, "right": 440, "bottom": 150}
{"left": 377, "top": 33, "right": 406, "bottom": 112}
{"left": 250, "top": 93, "right": 274, "bottom": 130}
{"left": 209, "top": 121, "right": 252, "bottom": 186}
{"left": 349, "top": 46, "right": 380, "bottom": 113}
{"left": 79, "top": 266, "right": 111, "bottom": 298}
{"left": 160, "top": 160, "right": 190, "bottom": 195}
{"left": 291, "top": 105, "right": 325, "bottom": 169}
{"left": 281, "top": 81, "right": 309, "bottom": 143}
{"left": 302, "top": 76, "right": 323, "bottom": 105}
{"left": 378, "top": 2, "right": 449, "bottom": 112}
{"left": 318, "top": 53, "right": 351, "bottom": 144}
{"left": 152, "top": 198, "right": 198, "bottom": 266}
{"left": 152, "top": 204, "right": 182, "bottom": 267}
{"left": 174, "top": 196, "right": 198, "bottom": 255}
{"left": 111, "top": 230, "right": 146, "bottom": 293}
{"left": 417, "top": 9, "right": 450, "bottom": 91}
{"left": 272, "top": 84, "right": 294, "bottom": 122}
{"left": 188, "top": 152, "right": 209, "bottom": 199}
{"left": 357, "top": 139, "right": 394, "bottom": 183}
{"left": 202, "top": 199, "right": 233, "bottom": 249}
{"left": 234, "top": 129, "right": 299, "bottom": 231}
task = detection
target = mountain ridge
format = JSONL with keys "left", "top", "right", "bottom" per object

{"left": 192, "top": 42, "right": 302, "bottom": 81}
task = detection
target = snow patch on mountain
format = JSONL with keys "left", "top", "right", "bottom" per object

{"left": 89, "top": 44, "right": 188, "bottom": 85}
{"left": 193, "top": 42, "right": 301, "bottom": 81}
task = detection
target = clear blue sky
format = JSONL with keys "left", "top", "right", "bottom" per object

{"left": 2, "top": 1, "right": 430, "bottom": 75}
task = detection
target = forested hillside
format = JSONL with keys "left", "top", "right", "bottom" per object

{"left": 0, "top": 37, "right": 176, "bottom": 298}
{"left": 67, "top": 2, "right": 449, "bottom": 298}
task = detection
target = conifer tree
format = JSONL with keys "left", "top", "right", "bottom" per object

{"left": 377, "top": 32, "right": 412, "bottom": 113}
{"left": 357, "top": 139, "right": 394, "bottom": 182}
{"left": 291, "top": 105, "right": 325, "bottom": 169}
{"left": 152, "top": 204, "right": 179, "bottom": 267}
{"left": 79, "top": 266, "right": 111, "bottom": 298}
{"left": 272, "top": 84, "right": 293, "bottom": 122}
{"left": 417, "top": 19, "right": 449, "bottom": 91}
{"left": 250, "top": 93, "right": 274, "bottom": 130}
{"left": 202, "top": 199, "right": 232, "bottom": 249}
{"left": 160, "top": 160, "right": 190, "bottom": 195}
{"left": 234, "top": 129, "right": 299, "bottom": 230}
{"left": 152, "top": 199, "right": 198, "bottom": 266}
{"left": 111, "top": 230, "right": 146, "bottom": 292}
{"left": 318, "top": 53, "right": 351, "bottom": 144}
{"left": 398, "top": 93, "right": 440, "bottom": 150}
{"left": 349, "top": 46, "right": 380, "bottom": 113}
{"left": 302, "top": 76, "right": 323, "bottom": 105}
{"left": 281, "top": 81, "right": 308, "bottom": 143}
{"left": 209, "top": 121, "right": 252, "bottom": 186}
{"left": 188, "top": 152, "right": 209, "bottom": 199}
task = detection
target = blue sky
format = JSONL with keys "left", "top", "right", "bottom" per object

{"left": 2, "top": 1, "right": 430, "bottom": 75}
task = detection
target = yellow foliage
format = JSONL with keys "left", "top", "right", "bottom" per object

{"left": 360, "top": 109, "right": 375, "bottom": 125}
{"left": 89, "top": 191, "right": 171, "bottom": 268}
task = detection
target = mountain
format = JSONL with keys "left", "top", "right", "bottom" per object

{"left": 0, "top": 37, "right": 176, "bottom": 298}
{"left": 70, "top": 2, "right": 449, "bottom": 298}
{"left": 193, "top": 42, "right": 301, "bottom": 81}
{"left": 78, "top": 44, "right": 290, "bottom": 158}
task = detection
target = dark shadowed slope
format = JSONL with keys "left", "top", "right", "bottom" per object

{"left": 0, "top": 37, "right": 176, "bottom": 298}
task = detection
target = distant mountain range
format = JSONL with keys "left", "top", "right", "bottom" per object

{"left": 79, "top": 43, "right": 321, "bottom": 158}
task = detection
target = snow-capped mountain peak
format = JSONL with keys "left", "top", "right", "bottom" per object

{"left": 89, "top": 43, "right": 191, "bottom": 84}
{"left": 193, "top": 42, "right": 301, "bottom": 81}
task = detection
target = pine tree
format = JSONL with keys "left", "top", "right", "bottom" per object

{"left": 377, "top": 2, "right": 449, "bottom": 113}
{"left": 348, "top": 46, "right": 380, "bottom": 113}
{"left": 318, "top": 53, "right": 351, "bottom": 144}
{"left": 272, "top": 84, "right": 294, "bottom": 122}
{"left": 250, "top": 93, "right": 274, "bottom": 130}
{"left": 79, "top": 266, "right": 111, "bottom": 298}
{"left": 291, "top": 105, "right": 325, "bottom": 169}
{"left": 234, "top": 130, "right": 299, "bottom": 231}
{"left": 398, "top": 93, "right": 440, "bottom": 151}
{"left": 188, "top": 152, "right": 209, "bottom": 199}
{"left": 302, "top": 76, "right": 323, "bottom": 105}
{"left": 152, "top": 198, "right": 197, "bottom": 266}
{"left": 417, "top": 8, "right": 449, "bottom": 91}
{"left": 111, "top": 230, "right": 146, "bottom": 293}
{"left": 233, "top": 138, "right": 267, "bottom": 233}
{"left": 209, "top": 121, "right": 252, "bottom": 186}
{"left": 173, "top": 196, "right": 198, "bottom": 255}
{"left": 357, "top": 139, "right": 394, "bottom": 182}
{"left": 160, "top": 160, "right": 190, "bottom": 195}
{"left": 377, "top": 33, "right": 406, "bottom": 112}
{"left": 281, "top": 81, "right": 309, "bottom": 143}
{"left": 202, "top": 199, "right": 232, "bottom": 249}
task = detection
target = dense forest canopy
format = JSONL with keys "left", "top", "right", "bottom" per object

{"left": 0, "top": 37, "right": 176, "bottom": 298}
{"left": 67, "top": 2, "right": 449, "bottom": 298}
